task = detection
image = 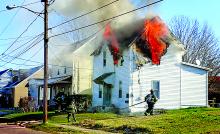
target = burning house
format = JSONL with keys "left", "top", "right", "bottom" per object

{"left": 50, "top": 0, "right": 209, "bottom": 113}
{"left": 90, "top": 16, "right": 209, "bottom": 112}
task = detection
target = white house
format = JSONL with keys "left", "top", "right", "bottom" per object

{"left": 91, "top": 41, "right": 209, "bottom": 113}
{"left": 90, "top": 17, "right": 210, "bottom": 113}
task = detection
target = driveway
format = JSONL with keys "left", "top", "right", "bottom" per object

{"left": 0, "top": 124, "right": 48, "bottom": 134}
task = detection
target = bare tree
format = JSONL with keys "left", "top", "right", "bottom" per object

{"left": 169, "top": 16, "right": 220, "bottom": 89}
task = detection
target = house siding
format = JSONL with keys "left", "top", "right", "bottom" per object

{"left": 180, "top": 64, "right": 208, "bottom": 107}
{"left": 113, "top": 50, "right": 130, "bottom": 109}
{"left": 129, "top": 48, "right": 182, "bottom": 112}
{"left": 92, "top": 41, "right": 208, "bottom": 113}
{"left": 13, "top": 68, "right": 44, "bottom": 107}
{"left": 92, "top": 44, "right": 115, "bottom": 107}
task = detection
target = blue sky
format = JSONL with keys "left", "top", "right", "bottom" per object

{"left": 0, "top": 0, "right": 219, "bottom": 70}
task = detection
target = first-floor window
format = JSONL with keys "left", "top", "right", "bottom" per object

{"left": 39, "top": 87, "right": 51, "bottom": 100}
{"left": 99, "top": 85, "right": 102, "bottom": 98}
{"left": 151, "top": 80, "right": 160, "bottom": 99}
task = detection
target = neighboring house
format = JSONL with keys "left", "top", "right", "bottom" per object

{"left": 72, "top": 35, "right": 102, "bottom": 95}
{"left": 28, "top": 75, "right": 72, "bottom": 107}
{"left": 208, "top": 76, "right": 220, "bottom": 103}
{"left": 2, "top": 66, "right": 43, "bottom": 107}
{"left": 0, "top": 69, "right": 12, "bottom": 93}
{"left": 27, "top": 39, "right": 92, "bottom": 107}
{"left": 0, "top": 69, "right": 13, "bottom": 107}
{"left": 89, "top": 17, "right": 210, "bottom": 113}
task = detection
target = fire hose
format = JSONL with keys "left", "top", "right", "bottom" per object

{"left": 119, "top": 101, "right": 146, "bottom": 111}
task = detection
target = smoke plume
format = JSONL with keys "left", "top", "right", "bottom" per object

{"left": 51, "top": 0, "right": 138, "bottom": 30}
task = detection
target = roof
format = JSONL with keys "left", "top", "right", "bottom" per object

{"left": 2, "top": 81, "right": 19, "bottom": 89}
{"left": 0, "top": 69, "right": 9, "bottom": 76}
{"left": 93, "top": 72, "right": 114, "bottom": 85}
{"left": 181, "top": 62, "right": 211, "bottom": 71}
{"left": 37, "top": 75, "right": 72, "bottom": 86}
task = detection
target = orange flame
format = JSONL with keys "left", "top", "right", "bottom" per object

{"left": 103, "top": 23, "right": 120, "bottom": 65}
{"left": 142, "top": 16, "right": 169, "bottom": 65}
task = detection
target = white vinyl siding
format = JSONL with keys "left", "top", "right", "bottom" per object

{"left": 180, "top": 64, "right": 208, "bottom": 107}
{"left": 129, "top": 46, "right": 182, "bottom": 112}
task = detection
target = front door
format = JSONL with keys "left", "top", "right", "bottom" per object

{"left": 103, "top": 84, "right": 111, "bottom": 106}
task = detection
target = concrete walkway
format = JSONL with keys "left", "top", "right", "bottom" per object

{"left": 52, "top": 124, "right": 120, "bottom": 134}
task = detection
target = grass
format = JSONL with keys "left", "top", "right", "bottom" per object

{"left": 2, "top": 108, "right": 220, "bottom": 134}
{"left": 84, "top": 108, "right": 220, "bottom": 134}
{"left": 3, "top": 112, "right": 56, "bottom": 122}
{"left": 28, "top": 123, "right": 87, "bottom": 134}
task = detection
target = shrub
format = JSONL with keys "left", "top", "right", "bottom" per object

{"left": 18, "top": 96, "right": 37, "bottom": 112}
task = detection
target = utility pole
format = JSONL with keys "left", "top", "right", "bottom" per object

{"left": 43, "top": 0, "right": 49, "bottom": 124}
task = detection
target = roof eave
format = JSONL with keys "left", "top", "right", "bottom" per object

{"left": 181, "top": 62, "right": 212, "bottom": 71}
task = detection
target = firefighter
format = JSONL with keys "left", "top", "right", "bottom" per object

{"left": 67, "top": 101, "right": 77, "bottom": 122}
{"left": 144, "top": 89, "right": 158, "bottom": 116}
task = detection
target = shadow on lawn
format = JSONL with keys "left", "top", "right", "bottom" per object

{"left": 0, "top": 112, "right": 57, "bottom": 123}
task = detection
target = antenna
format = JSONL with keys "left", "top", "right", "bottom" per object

{"left": 196, "top": 59, "right": 201, "bottom": 66}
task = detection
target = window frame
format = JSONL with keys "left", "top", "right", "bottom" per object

{"left": 103, "top": 51, "right": 107, "bottom": 67}
{"left": 151, "top": 80, "right": 160, "bottom": 99}
{"left": 99, "top": 85, "right": 103, "bottom": 98}
{"left": 57, "top": 69, "right": 60, "bottom": 75}
{"left": 64, "top": 67, "right": 67, "bottom": 74}
{"left": 119, "top": 81, "right": 122, "bottom": 98}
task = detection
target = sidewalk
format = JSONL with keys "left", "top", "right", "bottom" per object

{"left": 52, "top": 123, "right": 120, "bottom": 134}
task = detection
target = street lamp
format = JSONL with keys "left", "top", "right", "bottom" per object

{"left": 6, "top": 5, "right": 43, "bottom": 18}
{"left": 6, "top": 1, "right": 49, "bottom": 123}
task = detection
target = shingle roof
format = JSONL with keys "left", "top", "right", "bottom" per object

{"left": 0, "top": 69, "right": 8, "bottom": 76}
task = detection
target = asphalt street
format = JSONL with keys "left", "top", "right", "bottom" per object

{"left": 0, "top": 124, "right": 48, "bottom": 134}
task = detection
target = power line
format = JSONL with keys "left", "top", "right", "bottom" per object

{"left": 21, "top": 1, "right": 42, "bottom": 7}
{"left": 4, "top": 33, "right": 43, "bottom": 55}
{"left": 18, "top": 45, "right": 44, "bottom": 68}
{"left": 0, "top": 37, "right": 43, "bottom": 68}
{"left": 0, "top": 36, "right": 36, "bottom": 40}
{"left": 49, "top": 0, "right": 164, "bottom": 38}
{"left": 0, "top": 58, "right": 40, "bottom": 67}
{"left": 50, "top": 0, "right": 120, "bottom": 29}
{"left": 0, "top": 0, "right": 26, "bottom": 37}
{"left": 1, "top": 10, "right": 43, "bottom": 56}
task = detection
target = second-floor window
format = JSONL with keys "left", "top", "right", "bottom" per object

{"left": 119, "top": 81, "right": 122, "bottom": 98}
{"left": 103, "top": 51, "right": 106, "bottom": 67}
{"left": 64, "top": 67, "right": 67, "bottom": 74}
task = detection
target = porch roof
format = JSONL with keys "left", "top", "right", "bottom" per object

{"left": 40, "top": 75, "right": 72, "bottom": 86}
{"left": 93, "top": 72, "right": 114, "bottom": 85}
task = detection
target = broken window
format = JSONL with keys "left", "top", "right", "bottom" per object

{"left": 151, "top": 80, "right": 160, "bottom": 99}
{"left": 99, "top": 85, "right": 102, "bottom": 98}
{"left": 119, "top": 81, "right": 122, "bottom": 98}
{"left": 103, "top": 51, "right": 107, "bottom": 67}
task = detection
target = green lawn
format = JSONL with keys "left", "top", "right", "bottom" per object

{"left": 3, "top": 108, "right": 220, "bottom": 134}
